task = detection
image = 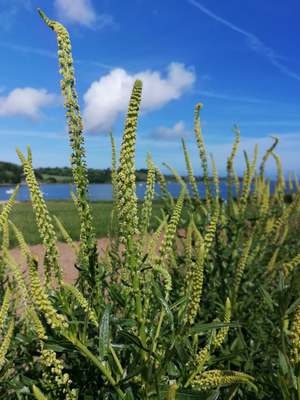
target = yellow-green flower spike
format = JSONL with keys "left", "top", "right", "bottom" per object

{"left": 213, "top": 297, "right": 231, "bottom": 348}
{"left": 283, "top": 252, "right": 300, "bottom": 277}
{"left": 147, "top": 217, "right": 167, "bottom": 261}
{"left": 294, "top": 173, "right": 300, "bottom": 192}
{"left": 182, "top": 138, "right": 201, "bottom": 206}
{"left": 154, "top": 188, "right": 185, "bottom": 295}
{"left": 0, "top": 185, "right": 19, "bottom": 231}
{"left": 232, "top": 237, "right": 253, "bottom": 299}
{"left": 63, "top": 283, "right": 98, "bottom": 327}
{"left": 38, "top": 9, "right": 96, "bottom": 274}
{"left": 16, "top": 147, "right": 62, "bottom": 286}
{"left": 210, "top": 154, "right": 220, "bottom": 207}
{"left": 184, "top": 221, "right": 194, "bottom": 294}
{"left": 153, "top": 263, "right": 172, "bottom": 294}
{"left": 203, "top": 207, "right": 219, "bottom": 257}
{"left": 260, "top": 180, "right": 270, "bottom": 216}
{"left": 290, "top": 304, "right": 300, "bottom": 364}
{"left": 233, "top": 170, "right": 240, "bottom": 200}
{"left": 117, "top": 79, "right": 142, "bottom": 242}
{"left": 155, "top": 165, "right": 174, "bottom": 207}
{"left": 271, "top": 151, "right": 285, "bottom": 201}
{"left": 53, "top": 215, "right": 78, "bottom": 253}
{"left": 163, "top": 162, "right": 191, "bottom": 205}
{"left": 140, "top": 153, "right": 156, "bottom": 234}
{"left": 0, "top": 319, "right": 14, "bottom": 370}
{"left": 158, "top": 187, "right": 186, "bottom": 265}
{"left": 0, "top": 288, "right": 11, "bottom": 333}
{"left": 191, "top": 370, "right": 254, "bottom": 391}
{"left": 259, "top": 136, "right": 279, "bottom": 179}
{"left": 186, "top": 241, "right": 205, "bottom": 325}
{"left": 4, "top": 250, "right": 29, "bottom": 306}
{"left": 110, "top": 131, "right": 118, "bottom": 204}
{"left": 32, "top": 385, "right": 48, "bottom": 400}
{"left": 39, "top": 348, "right": 77, "bottom": 399}
{"left": 28, "top": 307, "right": 48, "bottom": 341}
{"left": 239, "top": 145, "right": 258, "bottom": 213}
{"left": 9, "top": 221, "right": 31, "bottom": 261}
{"left": 184, "top": 344, "right": 211, "bottom": 388}
{"left": 1, "top": 220, "right": 9, "bottom": 252}
{"left": 109, "top": 132, "right": 120, "bottom": 243}
{"left": 227, "top": 126, "right": 240, "bottom": 205}
{"left": 194, "top": 103, "right": 212, "bottom": 209}
{"left": 29, "top": 259, "right": 68, "bottom": 331}
{"left": 195, "top": 344, "right": 210, "bottom": 373}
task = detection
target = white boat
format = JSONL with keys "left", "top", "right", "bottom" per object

{"left": 5, "top": 188, "right": 14, "bottom": 195}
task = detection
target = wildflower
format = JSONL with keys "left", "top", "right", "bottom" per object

{"left": 0, "top": 319, "right": 14, "bottom": 369}
{"left": 16, "top": 147, "right": 62, "bottom": 285}
{"left": 192, "top": 370, "right": 253, "bottom": 390}
{"left": 117, "top": 79, "right": 143, "bottom": 242}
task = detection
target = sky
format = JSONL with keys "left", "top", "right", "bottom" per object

{"left": 1, "top": 0, "right": 300, "bottom": 176}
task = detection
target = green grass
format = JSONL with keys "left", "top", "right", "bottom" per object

{"left": 7, "top": 200, "right": 164, "bottom": 248}
{"left": 41, "top": 174, "right": 73, "bottom": 183}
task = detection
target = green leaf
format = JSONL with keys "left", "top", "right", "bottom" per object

{"left": 99, "top": 306, "right": 110, "bottom": 359}
{"left": 170, "top": 296, "right": 187, "bottom": 311}
{"left": 259, "top": 285, "right": 275, "bottom": 310}
{"left": 278, "top": 350, "right": 289, "bottom": 376}
{"left": 190, "top": 321, "right": 239, "bottom": 335}
{"left": 118, "top": 330, "right": 150, "bottom": 353}
{"left": 154, "top": 283, "right": 174, "bottom": 330}
{"left": 158, "top": 388, "right": 220, "bottom": 399}
{"left": 32, "top": 385, "right": 48, "bottom": 400}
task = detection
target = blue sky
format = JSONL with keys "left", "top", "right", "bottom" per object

{"left": 1, "top": 0, "right": 300, "bottom": 176}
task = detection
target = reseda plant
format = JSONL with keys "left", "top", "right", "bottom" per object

{"left": 179, "top": 109, "right": 300, "bottom": 399}
{"left": 1, "top": 7, "right": 300, "bottom": 400}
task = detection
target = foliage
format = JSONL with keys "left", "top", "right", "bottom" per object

{"left": 0, "top": 8, "right": 300, "bottom": 400}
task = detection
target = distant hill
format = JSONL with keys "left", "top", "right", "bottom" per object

{"left": 0, "top": 162, "right": 165, "bottom": 184}
{"left": 0, "top": 161, "right": 232, "bottom": 185}
{"left": 0, "top": 161, "right": 23, "bottom": 184}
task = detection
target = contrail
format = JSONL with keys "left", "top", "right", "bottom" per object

{"left": 188, "top": 0, "right": 300, "bottom": 82}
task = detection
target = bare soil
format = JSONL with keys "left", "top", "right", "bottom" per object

{"left": 10, "top": 239, "right": 111, "bottom": 284}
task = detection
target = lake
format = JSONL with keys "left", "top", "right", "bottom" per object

{"left": 0, "top": 181, "right": 282, "bottom": 202}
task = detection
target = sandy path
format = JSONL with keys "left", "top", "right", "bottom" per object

{"left": 9, "top": 238, "right": 111, "bottom": 284}
{"left": 8, "top": 229, "right": 186, "bottom": 285}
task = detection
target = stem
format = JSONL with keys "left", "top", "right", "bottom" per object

{"left": 109, "top": 343, "right": 124, "bottom": 378}
{"left": 128, "top": 241, "right": 147, "bottom": 354}
{"left": 152, "top": 309, "right": 165, "bottom": 353}
{"left": 64, "top": 333, "right": 125, "bottom": 398}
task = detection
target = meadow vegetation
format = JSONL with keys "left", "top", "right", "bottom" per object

{"left": 2, "top": 201, "right": 163, "bottom": 248}
{"left": 1, "top": 9, "right": 300, "bottom": 400}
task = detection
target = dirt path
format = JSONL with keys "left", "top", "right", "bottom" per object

{"left": 9, "top": 229, "right": 186, "bottom": 285}
{"left": 10, "top": 239, "right": 111, "bottom": 284}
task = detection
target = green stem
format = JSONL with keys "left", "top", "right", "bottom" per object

{"left": 128, "top": 241, "right": 147, "bottom": 354}
{"left": 152, "top": 309, "right": 165, "bottom": 353}
{"left": 64, "top": 333, "right": 125, "bottom": 398}
{"left": 109, "top": 343, "right": 124, "bottom": 378}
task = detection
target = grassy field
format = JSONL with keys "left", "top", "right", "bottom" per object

{"left": 6, "top": 200, "right": 164, "bottom": 248}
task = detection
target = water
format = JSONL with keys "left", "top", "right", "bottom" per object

{"left": 0, "top": 180, "right": 283, "bottom": 202}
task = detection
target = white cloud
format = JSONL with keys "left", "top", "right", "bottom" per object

{"left": 0, "top": 87, "right": 56, "bottom": 119}
{"left": 195, "top": 133, "right": 300, "bottom": 176}
{"left": 55, "top": 0, "right": 114, "bottom": 29}
{"left": 152, "top": 121, "right": 191, "bottom": 140}
{"left": 83, "top": 63, "right": 196, "bottom": 133}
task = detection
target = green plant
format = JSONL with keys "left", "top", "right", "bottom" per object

{"left": 1, "top": 7, "right": 300, "bottom": 400}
